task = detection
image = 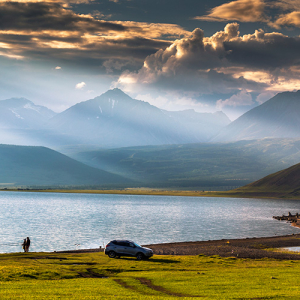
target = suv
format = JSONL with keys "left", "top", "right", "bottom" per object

{"left": 105, "top": 240, "right": 153, "bottom": 260}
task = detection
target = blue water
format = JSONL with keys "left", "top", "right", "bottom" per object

{"left": 0, "top": 191, "right": 300, "bottom": 253}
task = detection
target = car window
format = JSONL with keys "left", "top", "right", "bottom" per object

{"left": 129, "top": 242, "right": 135, "bottom": 247}
{"left": 118, "top": 241, "right": 128, "bottom": 246}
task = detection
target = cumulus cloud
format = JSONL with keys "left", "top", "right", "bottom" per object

{"left": 256, "top": 91, "right": 276, "bottom": 104}
{"left": 216, "top": 90, "right": 253, "bottom": 110}
{"left": 75, "top": 81, "right": 86, "bottom": 89}
{"left": 117, "top": 22, "right": 300, "bottom": 112}
{"left": 195, "top": 0, "right": 267, "bottom": 23}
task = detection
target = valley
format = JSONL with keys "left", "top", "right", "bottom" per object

{"left": 1, "top": 89, "right": 300, "bottom": 192}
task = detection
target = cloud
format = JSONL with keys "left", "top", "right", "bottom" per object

{"left": 0, "top": 2, "right": 125, "bottom": 32}
{"left": 195, "top": 0, "right": 300, "bottom": 29}
{"left": 0, "top": 1, "right": 190, "bottom": 73}
{"left": 55, "top": 66, "right": 61, "bottom": 69}
{"left": 274, "top": 11, "right": 300, "bottom": 27}
{"left": 75, "top": 81, "right": 86, "bottom": 89}
{"left": 216, "top": 90, "right": 253, "bottom": 110}
{"left": 272, "top": 0, "right": 300, "bottom": 11}
{"left": 117, "top": 23, "right": 300, "bottom": 112}
{"left": 256, "top": 91, "right": 276, "bottom": 104}
{"left": 195, "top": 0, "right": 267, "bottom": 23}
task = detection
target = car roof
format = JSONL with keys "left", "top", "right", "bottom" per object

{"left": 111, "top": 239, "right": 134, "bottom": 243}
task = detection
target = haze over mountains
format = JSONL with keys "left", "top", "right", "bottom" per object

{"left": 72, "top": 138, "right": 300, "bottom": 189}
{"left": 0, "top": 145, "right": 130, "bottom": 187}
{"left": 0, "top": 89, "right": 230, "bottom": 149}
{"left": 48, "top": 88, "right": 230, "bottom": 148}
{"left": 213, "top": 91, "right": 300, "bottom": 142}
{"left": 1, "top": 88, "right": 300, "bottom": 189}
{"left": 0, "top": 98, "right": 56, "bottom": 146}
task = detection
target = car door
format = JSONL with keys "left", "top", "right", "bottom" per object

{"left": 125, "top": 242, "right": 137, "bottom": 256}
{"left": 117, "top": 241, "right": 129, "bottom": 255}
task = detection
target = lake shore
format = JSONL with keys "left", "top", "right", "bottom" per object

{"left": 57, "top": 234, "right": 300, "bottom": 260}
{"left": 3, "top": 187, "right": 300, "bottom": 200}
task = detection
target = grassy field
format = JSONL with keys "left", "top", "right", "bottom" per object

{"left": 1, "top": 251, "right": 300, "bottom": 299}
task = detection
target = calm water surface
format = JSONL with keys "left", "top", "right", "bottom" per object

{"left": 0, "top": 191, "right": 300, "bottom": 253}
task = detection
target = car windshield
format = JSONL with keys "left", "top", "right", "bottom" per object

{"left": 133, "top": 242, "right": 141, "bottom": 247}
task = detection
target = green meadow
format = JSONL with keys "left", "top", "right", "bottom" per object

{"left": 0, "top": 251, "right": 300, "bottom": 299}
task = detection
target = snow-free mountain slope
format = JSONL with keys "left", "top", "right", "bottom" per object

{"left": 0, "top": 144, "right": 132, "bottom": 187}
{"left": 212, "top": 90, "right": 300, "bottom": 142}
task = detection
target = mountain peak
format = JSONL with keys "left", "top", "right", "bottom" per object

{"left": 0, "top": 97, "right": 33, "bottom": 107}
{"left": 103, "top": 88, "right": 130, "bottom": 97}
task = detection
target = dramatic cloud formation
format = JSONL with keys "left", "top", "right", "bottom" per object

{"left": 0, "top": 0, "right": 189, "bottom": 73}
{"left": 195, "top": 0, "right": 267, "bottom": 23}
{"left": 1, "top": 0, "right": 300, "bottom": 117}
{"left": 196, "top": 0, "right": 300, "bottom": 29}
{"left": 117, "top": 22, "right": 300, "bottom": 114}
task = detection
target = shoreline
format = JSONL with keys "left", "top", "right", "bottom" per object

{"left": 2, "top": 188, "right": 300, "bottom": 200}
{"left": 56, "top": 234, "right": 300, "bottom": 259}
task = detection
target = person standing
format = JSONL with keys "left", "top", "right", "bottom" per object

{"left": 25, "top": 237, "right": 31, "bottom": 252}
{"left": 22, "top": 238, "right": 26, "bottom": 252}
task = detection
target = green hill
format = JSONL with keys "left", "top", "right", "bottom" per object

{"left": 230, "top": 162, "right": 300, "bottom": 199}
{"left": 0, "top": 144, "right": 132, "bottom": 188}
{"left": 71, "top": 138, "right": 300, "bottom": 190}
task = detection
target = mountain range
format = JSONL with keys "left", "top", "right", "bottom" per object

{"left": 47, "top": 88, "right": 230, "bottom": 148}
{"left": 1, "top": 89, "right": 300, "bottom": 189}
{"left": 0, "top": 89, "right": 230, "bottom": 149}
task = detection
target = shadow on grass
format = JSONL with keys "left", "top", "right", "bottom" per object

{"left": 112, "top": 257, "right": 179, "bottom": 264}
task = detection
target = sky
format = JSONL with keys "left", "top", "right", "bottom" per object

{"left": 1, "top": 0, "right": 300, "bottom": 119}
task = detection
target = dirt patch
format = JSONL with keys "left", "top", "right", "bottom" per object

{"left": 136, "top": 277, "right": 202, "bottom": 297}
{"left": 113, "top": 278, "right": 147, "bottom": 294}
{"left": 77, "top": 268, "right": 107, "bottom": 278}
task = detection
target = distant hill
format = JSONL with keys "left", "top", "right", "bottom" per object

{"left": 0, "top": 98, "right": 56, "bottom": 129}
{"left": 0, "top": 145, "right": 132, "bottom": 188}
{"left": 48, "top": 88, "right": 230, "bottom": 148}
{"left": 231, "top": 162, "right": 300, "bottom": 199}
{"left": 70, "top": 138, "right": 300, "bottom": 190}
{"left": 212, "top": 90, "right": 300, "bottom": 142}
{"left": 0, "top": 98, "right": 57, "bottom": 146}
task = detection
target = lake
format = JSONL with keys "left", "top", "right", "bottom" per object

{"left": 0, "top": 191, "right": 300, "bottom": 253}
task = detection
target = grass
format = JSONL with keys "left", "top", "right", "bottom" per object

{"left": 1, "top": 252, "right": 300, "bottom": 299}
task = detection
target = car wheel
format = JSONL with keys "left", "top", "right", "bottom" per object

{"left": 136, "top": 253, "right": 144, "bottom": 260}
{"left": 108, "top": 251, "right": 117, "bottom": 258}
